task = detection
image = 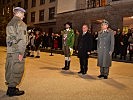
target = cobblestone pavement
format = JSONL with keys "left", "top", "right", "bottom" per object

{"left": 0, "top": 47, "right": 133, "bottom": 100}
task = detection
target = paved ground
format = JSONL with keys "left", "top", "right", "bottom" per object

{"left": 0, "top": 47, "right": 133, "bottom": 100}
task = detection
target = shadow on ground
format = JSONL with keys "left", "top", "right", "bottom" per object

{"left": 102, "top": 78, "right": 127, "bottom": 90}
{"left": 60, "top": 70, "right": 98, "bottom": 80}
{"left": 40, "top": 66, "right": 61, "bottom": 70}
{"left": 78, "top": 74, "right": 97, "bottom": 80}
{"left": 60, "top": 70, "right": 77, "bottom": 76}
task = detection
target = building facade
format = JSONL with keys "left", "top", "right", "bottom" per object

{"left": 56, "top": 0, "right": 133, "bottom": 33}
{"left": 1, "top": 0, "right": 57, "bottom": 33}
{"left": 1, "top": 0, "right": 133, "bottom": 34}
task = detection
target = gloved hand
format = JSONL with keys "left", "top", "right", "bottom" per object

{"left": 69, "top": 48, "right": 73, "bottom": 55}
{"left": 109, "top": 51, "right": 112, "bottom": 56}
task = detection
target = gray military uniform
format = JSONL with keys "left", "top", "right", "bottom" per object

{"left": 5, "top": 16, "right": 28, "bottom": 87}
{"left": 97, "top": 29, "right": 114, "bottom": 76}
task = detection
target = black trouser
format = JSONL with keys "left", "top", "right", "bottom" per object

{"left": 100, "top": 67, "right": 109, "bottom": 76}
{"left": 79, "top": 58, "right": 88, "bottom": 73}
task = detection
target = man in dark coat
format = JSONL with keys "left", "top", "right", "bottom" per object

{"left": 113, "top": 30, "right": 121, "bottom": 58}
{"left": 119, "top": 32, "right": 129, "bottom": 60}
{"left": 77, "top": 25, "right": 93, "bottom": 75}
{"left": 97, "top": 20, "right": 114, "bottom": 79}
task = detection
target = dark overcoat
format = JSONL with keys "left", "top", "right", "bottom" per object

{"left": 97, "top": 29, "right": 114, "bottom": 67}
{"left": 77, "top": 32, "right": 93, "bottom": 58}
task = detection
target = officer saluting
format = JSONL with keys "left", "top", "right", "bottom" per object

{"left": 97, "top": 20, "right": 114, "bottom": 79}
{"left": 5, "top": 7, "right": 28, "bottom": 96}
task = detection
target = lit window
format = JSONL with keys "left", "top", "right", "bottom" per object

{"left": 87, "top": 0, "right": 106, "bottom": 8}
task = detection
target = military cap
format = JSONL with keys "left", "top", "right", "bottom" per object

{"left": 13, "top": 7, "right": 26, "bottom": 13}
{"left": 101, "top": 20, "right": 109, "bottom": 25}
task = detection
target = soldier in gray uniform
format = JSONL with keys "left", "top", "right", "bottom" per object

{"left": 97, "top": 20, "right": 114, "bottom": 79}
{"left": 5, "top": 7, "right": 28, "bottom": 96}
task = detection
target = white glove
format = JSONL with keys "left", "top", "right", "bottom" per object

{"left": 69, "top": 48, "right": 73, "bottom": 55}
{"left": 109, "top": 51, "right": 112, "bottom": 56}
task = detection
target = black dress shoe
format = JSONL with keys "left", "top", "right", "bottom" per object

{"left": 62, "top": 67, "right": 69, "bottom": 70}
{"left": 7, "top": 87, "right": 25, "bottom": 97}
{"left": 78, "top": 71, "right": 82, "bottom": 74}
{"left": 30, "top": 55, "right": 34, "bottom": 57}
{"left": 97, "top": 75, "right": 104, "bottom": 78}
{"left": 104, "top": 76, "right": 108, "bottom": 79}
{"left": 35, "top": 56, "right": 40, "bottom": 58}
{"left": 6, "top": 88, "right": 19, "bottom": 95}
{"left": 82, "top": 72, "right": 87, "bottom": 75}
{"left": 62, "top": 67, "right": 66, "bottom": 70}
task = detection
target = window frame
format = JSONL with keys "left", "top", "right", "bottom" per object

{"left": 39, "top": 9, "right": 44, "bottom": 21}
{"left": 31, "top": 12, "right": 36, "bottom": 22}
{"left": 49, "top": 7, "right": 55, "bottom": 20}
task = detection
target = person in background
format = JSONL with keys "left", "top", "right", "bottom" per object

{"left": 41, "top": 32, "right": 46, "bottom": 49}
{"left": 93, "top": 32, "right": 98, "bottom": 53}
{"left": 53, "top": 34, "right": 60, "bottom": 50}
{"left": 29, "top": 32, "right": 35, "bottom": 57}
{"left": 58, "top": 33, "right": 63, "bottom": 50}
{"left": 113, "top": 30, "right": 121, "bottom": 58}
{"left": 119, "top": 31, "right": 129, "bottom": 60}
{"left": 128, "top": 33, "right": 133, "bottom": 61}
{"left": 74, "top": 29, "right": 80, "bottom": 53}
{"left": 34, "top": 31, "right": 42, "bottom": 58}
{"left": 61, "top": 22, "right": 75, "bottom": 70}
{"left": 77, "top": 25, "right": 93, "bottom": 75}
{"left": 45, "top": 33, "right": 49, "bottom": 49}
{"left": 49, "top": 33, "right": 55, "bottom": 49}
{"left": 97, "top": 20, "right": 114, "bottom": 79}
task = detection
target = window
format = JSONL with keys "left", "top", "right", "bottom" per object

{"left": 32, "top": 0, "right": 36, "bottom": 7}
{"left": 49, "top": 7, "right": 55, "bottom": 20}
{"left": 31, "top": 12, "right": 35, "bottom": 22}
{"left": 2, "top": 0, "right": 5, "bottom": 4}
{"left": 40, "top": 0, "right": 45, "bottom": 5}
{"left": 24, "top": 0, "right": 28, "bottom": 9}
{"left": 13, "top": 4, "right": 16, "bottom": 8}
{"left": 50, "top": 0, "right": 55, "bottom": 3}
{"left": 18, "top": 2, "right": 21, "bottom": 7}
{"left": 87, "top": 0, "right": 106, "bottom": 8}
{"left": 39, "top": 10, "right": 44, "bottom": 21}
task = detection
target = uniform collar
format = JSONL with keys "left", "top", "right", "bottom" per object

{"left": 66, "top": 28, "right": 71, "bottom": 31}
{"left": 13, "top": 16, "right": 22, "bottom": 20}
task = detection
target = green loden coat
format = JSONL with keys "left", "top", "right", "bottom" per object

{"left": 62, "top": 29, "right": 75, "bottom": 49}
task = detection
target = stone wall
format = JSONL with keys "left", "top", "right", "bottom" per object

{"left": 56, "top": 1, "right": 133, "bottom": 33}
